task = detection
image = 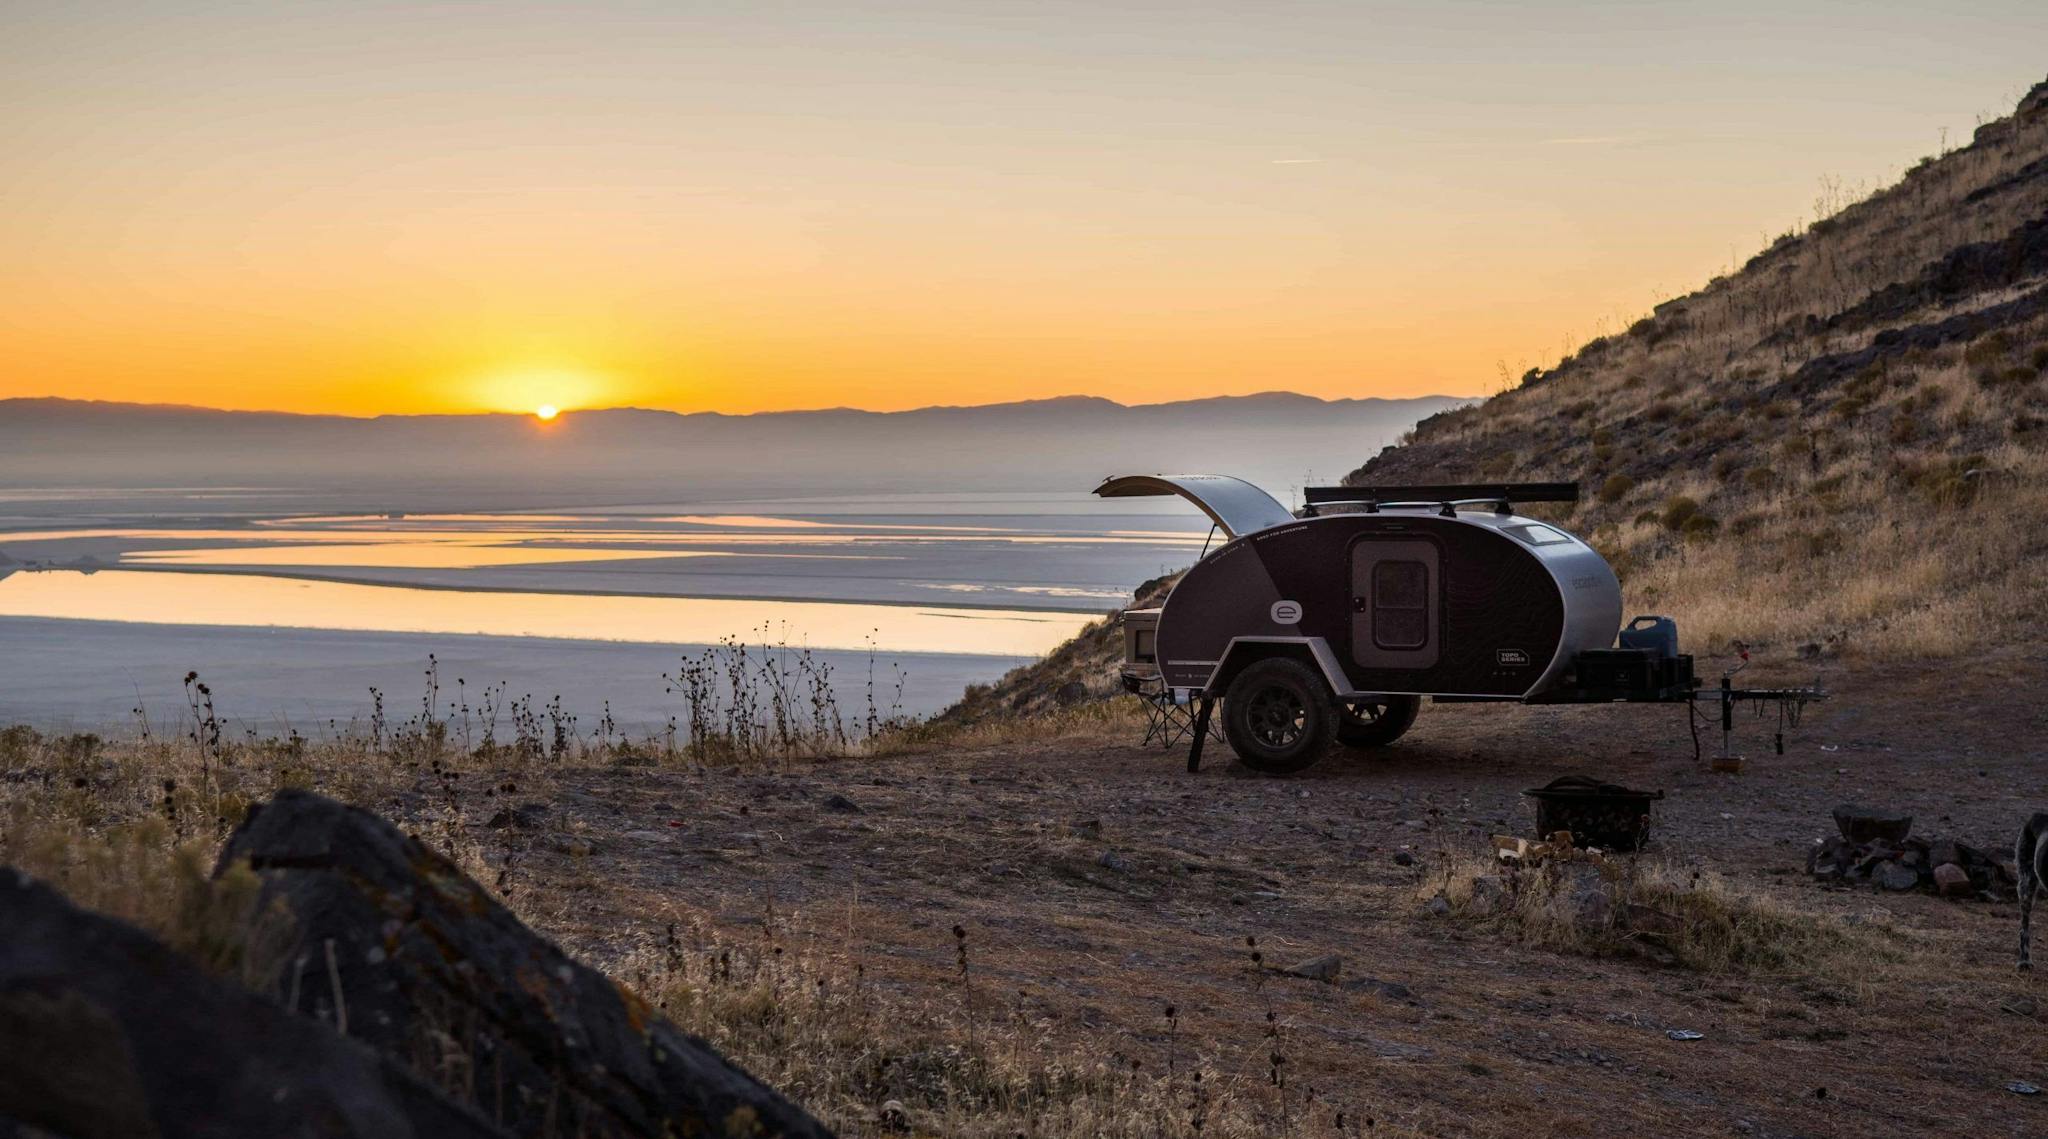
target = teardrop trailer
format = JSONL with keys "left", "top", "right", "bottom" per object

{"left": 1099, "top": 474, "right": 1822, "bottom": 775}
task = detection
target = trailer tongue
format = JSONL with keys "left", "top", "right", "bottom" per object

{"left": 1101, "top": 474, "right": 1825, "bottom": 775}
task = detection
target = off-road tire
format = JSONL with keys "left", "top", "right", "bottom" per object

{"left": 1221, "top": 657, "right": 1337, "bottom": 775}
{"left": 1336, "top": 695, "right": 1421, "bottom": 749}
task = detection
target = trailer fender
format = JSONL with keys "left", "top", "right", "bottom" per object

{"left": 1203, "top": 637, "right": 1350, "bottom": 700}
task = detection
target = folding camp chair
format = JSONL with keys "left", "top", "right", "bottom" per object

{"left": 1122, "top": 665, "right": 1219, "bottom": 750}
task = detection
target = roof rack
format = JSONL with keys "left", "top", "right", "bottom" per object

{"left": 1301, "top": 482, "right": 1578, "bottom": 517}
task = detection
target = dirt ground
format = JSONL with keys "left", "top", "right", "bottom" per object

{"left": 459, "top": 649, "right": 2048, "bottom": 1138}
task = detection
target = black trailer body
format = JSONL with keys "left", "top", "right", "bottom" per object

{"left": 1100, "top": 474, "right": 1633, "bottom": 703}
{"left": 1150, "top": 508, "right": 1623, "bottom": 700}
{"left": 1097, "top": 474, "right": 1793, "bottom": 775}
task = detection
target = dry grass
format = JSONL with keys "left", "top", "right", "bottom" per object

{"left": 872, "top": 697, "right": 1147, "bottom": 755}
{"left": 622, "top": 916, "right": 1419, "bottom": 1137}
{"left": 0, "top": 724, "right": 1416, "bottom": 1137}
{"left": 1424, "top": 847, "right": 1905, "bottom": 977}
{"left": 0, "top": 736, "right": 296, "bottom": 991}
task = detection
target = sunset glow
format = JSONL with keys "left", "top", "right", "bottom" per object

{"left": 2, "top": 5, "right": 2042, "bottom": 417}
{"left": 535, "top": 404, "right": 559, "bottom": 422}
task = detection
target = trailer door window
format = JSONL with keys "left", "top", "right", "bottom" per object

{"left": 1372, "top": 560, "right": 1429, "bottom": 649}
{"left": 1351, "top": 536, "right": 1439, "bottom": 671}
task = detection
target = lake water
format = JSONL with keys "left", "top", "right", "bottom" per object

{"left": 0, "top": 492, "right": 1209, "bottom": 737}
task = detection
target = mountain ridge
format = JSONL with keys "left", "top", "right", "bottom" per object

{"left": 0, "top": 391, "right": 1465, "bottom": 511}
{"left": 2, "top": 388, "right": 1442, "bottom": 424}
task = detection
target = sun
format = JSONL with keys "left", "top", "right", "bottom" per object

{"left": 535, "top": 404, "right": 559, "bottom": 421}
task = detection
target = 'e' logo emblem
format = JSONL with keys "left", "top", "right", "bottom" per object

{"left": 1270, "top": 600, "right": 1302, "bottom": 624}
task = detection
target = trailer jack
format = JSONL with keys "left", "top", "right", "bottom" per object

{"left": 1187, "top": 697, "right": 1215, "bottom": 772}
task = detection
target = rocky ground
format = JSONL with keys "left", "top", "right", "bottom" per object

{"left": 432, "top": 646, "right": 2048, "bottom": 1138}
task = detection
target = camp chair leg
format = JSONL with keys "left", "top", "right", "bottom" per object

{"left": 1187, "top": 697, "right": 1214, "bottom": 773}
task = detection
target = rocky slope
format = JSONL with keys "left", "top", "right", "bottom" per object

{"left": 1347, "top": 79, "right": 2048, "bottom": 660}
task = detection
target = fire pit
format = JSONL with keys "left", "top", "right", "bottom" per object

{"left": 1832, "top": 804, "right": 1913, "bottom": 845}
{"left": 1523, "top": 776, "right": 1664, "bottom": 852}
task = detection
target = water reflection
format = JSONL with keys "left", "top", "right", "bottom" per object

{"left": 121, "top": 543, "right": 717, "bottom": 569}
{"left": 0, "top": 569, "right": 1092, "bottom": 656}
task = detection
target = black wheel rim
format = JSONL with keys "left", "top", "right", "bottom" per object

{"left": 1245, "top": 684, "right": 1307, "bottom": 749}
{"left": 1346, "top": 701, "right": 1386, "bottom": 725}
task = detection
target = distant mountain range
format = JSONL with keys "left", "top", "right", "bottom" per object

{"left": 0, "top": 393, "right": 1465, "bottom": 510}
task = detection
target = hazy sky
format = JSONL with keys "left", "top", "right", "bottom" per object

{"left": 3, "top": 2, "right": 2042, "bottom": 416}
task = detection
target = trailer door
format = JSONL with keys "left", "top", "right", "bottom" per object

{"left": 1350, "top": 538, "right": 1440, "bottom": 670}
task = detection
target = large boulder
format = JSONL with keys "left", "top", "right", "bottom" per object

{"left": 217, "top": 790, "right": 829, "bottom": 1139}
{"left": 0, "top": 868, "right": 506, "bottom": 1139}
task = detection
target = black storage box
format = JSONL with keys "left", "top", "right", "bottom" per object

{"left": 1575, "top": 647, "right": 1656, "bottom": 693}
{"left": 1652, "top": 653, "right": 1695, "bottom": 694}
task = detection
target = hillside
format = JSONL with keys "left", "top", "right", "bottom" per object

{"left": 1348, "top": 79, "right": 2048, "bottom": 661}
{"left": 946, "top": 78, "right": 2048, "bottom": 721}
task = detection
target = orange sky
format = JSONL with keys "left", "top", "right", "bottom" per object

{"left": 3, "top": 3, "right": 2042, "bottom": 417}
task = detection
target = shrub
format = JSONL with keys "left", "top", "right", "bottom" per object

{"left": 1789, "top": 528, "right": 1844, "bottom": 559}
{"left": 1894, "top": 454, "right": 1987, "bottom": 507}
{"left": 1963, "top": 331, "right": 2012, "bottom": 368}
{"left": 1680, "top": 513, "right": 1720, "bottom": 540}
{"left": 1598, "top": 473, "right": 1636, "bottom": 504}
{"left": 1743, "top": 466, "right": 1778, "bottom": 491}
{"left": 1645, "top": 400, "right": 1679, "bottom": 423}
{"left": 1979, "top": 365, "right": 2038, "bottom": 388}
{"left": 1660, "top": 495, "right": 1701, "bottom": 530}
{"left": 1711, "top": 454, "right": 1742, "bottom": 481}
{"left": 0, "top": 724, "right": 41, "bottom": 764}
{"left": 1898, "top": 386, "right": 1940, "bottom": 415}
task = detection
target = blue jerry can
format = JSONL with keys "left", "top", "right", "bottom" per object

{"left": 1619, "top": 615, "right": 1678, "bottom": 658}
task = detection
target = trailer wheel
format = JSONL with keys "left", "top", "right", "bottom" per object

{"left": 1337, "top": 696, "right": 1421, "bottom": 749}
{"left": 1221, "top": 658, "right": 1336, "bottom": 774}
